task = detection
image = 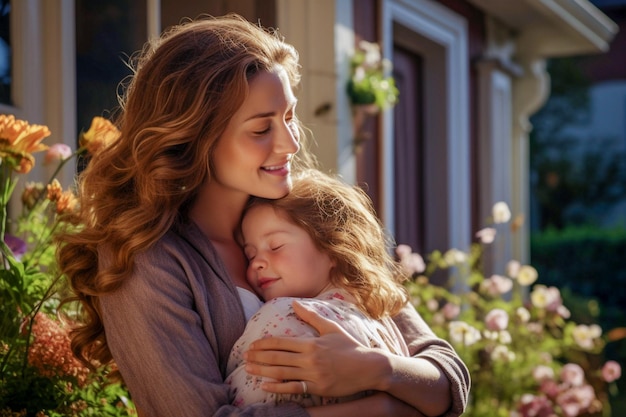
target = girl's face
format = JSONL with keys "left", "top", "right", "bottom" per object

{"left": 241, "top": 204, "right": 335, "bottom": 301}
{"left": 210, "top": 66, "right": 300, "bottom": 201}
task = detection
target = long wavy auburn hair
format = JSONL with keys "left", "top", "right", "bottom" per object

{"left": 243, "top": 170, "right": 409, "bottom": 319}
{"left": 56, "top": 14, "right": 313, "bottom": 370}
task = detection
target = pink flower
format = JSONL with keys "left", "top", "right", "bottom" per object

{"left": 480, "top": 274, "right": 513, "bottom": 296}
{"left": 441, "top": 302, "right": 460, "bottom": 320}
{"left": 485, "top": 308, "right": 509, "bottom": 331}
{"left": 395, "top": 244, "right": 412, "bottom": 258}
{"left": 560, "top": 363, "right": 585, "bottom": 387}
{"left": 540, "top": 379, "right": 560, "bottom": 399}
{"left": 602, "top": 360, "right": 622, "bottom": 383}
{"left": 517, "top": 394, "right": 556, "bottom": 417}
{"left": 556, "top": 384, "right": 596, "bottom": 417}
{"left": 395, "top": 244, "right": 426, "bottom": 275}
{"left": 44, "top": 143, "right": 73, "bottom": 165}
{"left": 533, "top": 365, "right": 555, "bottom": 382}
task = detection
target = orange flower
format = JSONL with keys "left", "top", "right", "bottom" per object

{"left": 79, "top": 116, "right": 120, "bottom": 155}
{"left": 21, "top": 182, "right": 45, "bottom": 209}
{"left": 0, "top": 114, "right": 51, "bottom": 173}
{"left": 55, "top": 190, "right": 78, "bottom": 214}
{"left": 46, "top": 179, "right": 63, "bottom": 203}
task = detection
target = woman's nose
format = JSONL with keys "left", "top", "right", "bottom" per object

{"left": 274, "top": 122, "right": 300, "bottom": 155}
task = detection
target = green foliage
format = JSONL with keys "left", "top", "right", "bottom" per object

{"left": 530, "top": 57, "right": 626, "bottom": 230}
{"left": 399, "top": 205, "right": 622, "bottom": 417}
{"left": 531, "top": 226, "right": 626, "bottom": 328}
{"left": 346, "top": 40, "right": 399, "bottom": 110}
{"left": 0, "top": 116, "right": 135, "bottom": 416}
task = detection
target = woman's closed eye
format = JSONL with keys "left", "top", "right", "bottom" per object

{"left": 253, "top": 125, "right": 272, "bottom": 135}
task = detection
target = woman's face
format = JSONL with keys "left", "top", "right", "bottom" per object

{"left": 241, "top": 204, "right": 335, "bottom": 301}
{"left": 211, "top": 65, "right": 300, "bottom": 200}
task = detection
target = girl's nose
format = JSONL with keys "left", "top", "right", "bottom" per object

{"left": 249, "top": 256, "right": 267, "bottom": 271}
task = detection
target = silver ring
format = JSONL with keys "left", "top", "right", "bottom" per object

{"left": 300, "top": 380, "right": 308, "bottom": 395}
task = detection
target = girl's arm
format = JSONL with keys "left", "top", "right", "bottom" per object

{"left": 244, "top": 301, "right": 470, "bottom": 417}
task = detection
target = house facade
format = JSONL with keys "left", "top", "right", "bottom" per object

{"left": 0, "top": 0, "right": 617, "bottom": 275}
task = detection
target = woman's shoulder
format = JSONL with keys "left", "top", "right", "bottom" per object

{"left": 132, "top": 221, "right": 221, "bottom": 270}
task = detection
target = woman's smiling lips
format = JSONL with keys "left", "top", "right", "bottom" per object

{"left": 261, "top": 161, "right": 290, "bottom": 176}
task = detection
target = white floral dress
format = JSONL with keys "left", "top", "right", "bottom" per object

{"left": 226, "top": 289, "right": 410, "bottom": 407}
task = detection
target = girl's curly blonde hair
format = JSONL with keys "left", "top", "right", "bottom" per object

{"left": 243, "top": 169, "right": 409, "bottom": 319}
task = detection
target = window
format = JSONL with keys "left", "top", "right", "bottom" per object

{"left": 0, "top": 0, "right": 11, "bottom": 105}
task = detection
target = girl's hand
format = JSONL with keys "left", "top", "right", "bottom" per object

{"left": 244, "top": 300, "right": 389, "bottom": 397}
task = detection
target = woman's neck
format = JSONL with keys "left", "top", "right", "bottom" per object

{"left": 188, "top": 182, "right": 248, "bottom": 242}
{"left": 188, "top": 182, "right": 252, "bottom": 290}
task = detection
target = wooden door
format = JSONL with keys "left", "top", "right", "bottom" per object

{"left": 392, "top": 45, "right": 425, "bottom": 254}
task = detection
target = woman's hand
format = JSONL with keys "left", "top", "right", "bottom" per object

{"left": 244, "top": 300, "right": 389, "bottom": 397}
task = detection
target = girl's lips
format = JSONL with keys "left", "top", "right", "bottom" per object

{"left": 258, "top": 277, "right": 280, "bottom": 289}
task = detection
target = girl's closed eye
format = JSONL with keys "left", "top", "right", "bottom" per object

{"left": 270, "top": 243, "right": 284, "bottom": 251}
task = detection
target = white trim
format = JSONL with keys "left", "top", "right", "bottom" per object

{"left": 276, "top": 0, "right": 354, "bottom": 178}
{"left": 477, "top": 60, "right": 514, "bottom": 274}
{"left": 382, "top": 0, "right": 471, "bottom": 253}
{"left": 42, "top": 0, "right": 77, "bottom": 188}
{"left": 147, "top": 0, "right": 162, "bottom": 40}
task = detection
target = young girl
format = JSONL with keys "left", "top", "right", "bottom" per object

{"left": 227, "top": 170, "right": 411, "bottom": 407}
{"left": 56, "top": 14, "right": 469, "bottom": 417}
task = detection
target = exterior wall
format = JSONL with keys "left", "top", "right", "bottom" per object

{"left": 2, "top": 0, "right": 616, "bottom": 273}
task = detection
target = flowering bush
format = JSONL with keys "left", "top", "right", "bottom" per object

{"left": 397, "top": 202, "right": 623, "bottom": 417}
{"left": 0, "top": 115, "right": 136, "bottom": 416}
{"left": 346, "top": 40, "right": 399, "bottom": 111}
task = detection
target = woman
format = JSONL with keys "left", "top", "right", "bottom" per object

{"left": 57, "top": 14, "right": 469, "bottom": 417}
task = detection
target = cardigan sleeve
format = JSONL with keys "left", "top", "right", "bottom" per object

{"left": 98, "top": 234, "right": 309, "bottom": 417}
{"left": 392, "top": 303, "right": 471, "bottom": 417}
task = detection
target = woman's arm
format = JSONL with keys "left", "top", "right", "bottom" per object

{"left": 307, "top": 392, "right": 425, "bottom": 417}
{"left": 244, "top": 301, "right": 470, "bottom": 417}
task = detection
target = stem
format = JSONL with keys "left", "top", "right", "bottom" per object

{"left": 20, "top": 272, "right": 63, "bottom": 377}
{"left": 28, "top": 150, "right": 81, "bottom": 213}
{"left": 24, "top": 215, "right": 60, "bottom": 266}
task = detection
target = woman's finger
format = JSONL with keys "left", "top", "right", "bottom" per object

{"left": 291, "top": 300, "right": 346, "bottom": 336}
{"left": 259, "top": 379, "right": 312, "bottom": 395}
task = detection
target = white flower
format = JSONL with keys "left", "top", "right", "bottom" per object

{"left": 572, "top": 324, "right": 602, "bottom": 350}
{"left": 475, "top": 227, "right": 497, "bottom": 244}
{"left": 448, "top": 321, "right": 482, "bottom": 346}
{"left": 532, "top": 365, "right": 555, "bottom": 382}
{"left": 530, "top": 285, "right": 562, "bottom": 310}
{"left": 516, "top": 265, "right": 538, "bottom": 286}
{"left": 506, "top": 260, "right": 521, "bottom": 278}
{"left": 516, "top": 307, "right": 531, "bottom": 323}
{"left": 492, "top": 201, "right": 511, "bottom": 224}
{"left": 443, "top": 249, "right": 467, "bottom": 266}
{"left": 491, "top": 345, "right": 515, "bottom": 362}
